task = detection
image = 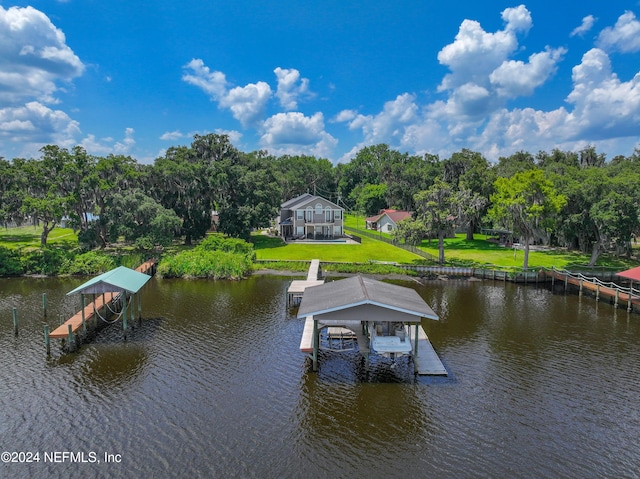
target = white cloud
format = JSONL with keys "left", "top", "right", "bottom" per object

{"left": 431, "top": 4, "right": 564, "bottom": 125}
{"left": 597, "top": 11, "right": 640, "bottom": 53}
{"left": 333, "top": 109, "right": 358, "bottom": 122}
{"left": 219, "top": 81, "right": 272, "bottom": 127}
{"left": 343, "top": 7, "right": 640, "bottom": 163}
{"left": 182, "top": 59, "right": 228, "bottom": 99}
{"left": 437, "top": 5, "right": 531, "bottom": 92}
{"left": 183, "top": 59, "right": 272, "bottom": 127}
{"left": 340, "top": 93, "right": 419, "bottom": 144}
{"left": 160, "top": 130, "right": 185, "bottom": 141}
{"left": 451, "top": 47, "right": 640, "bottom": 159}
{"left": 274, "top": 67, "right": 311, "bottom": 110}
{"left": 0, "top": 101, "right": 80, "bottom": 147}
{"left": 501, "top": 4, "right": 533, "bottom": 33}
{"left": 490, "top": 47, "right": 567, "bottom": 98}
{"left": 0, "top": 6, "right": 84, "bottom": 106}
{"left": 113, "top": 127, "right": 135, "bottom": 154}
{"left": 79, "top": 128, "right": 136, "bottom": 156}
{"left": 571, "top": 15, "right": 597, "bottom": 37}
{"left": 566, "top": 48, "right": 640, "bottom": 138}
{"left": 260, "top": 111, "right": 337, "bottom": 158}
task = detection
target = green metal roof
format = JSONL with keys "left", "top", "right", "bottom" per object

{"left": 66, "top": 266, "right": 151, "bottom": 296}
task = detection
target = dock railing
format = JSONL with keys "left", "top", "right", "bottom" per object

{"left": 543, "top": 267, "right": 640, "bottom": 310}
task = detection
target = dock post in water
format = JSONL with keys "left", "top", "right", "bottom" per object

{"left": 42, "top": 293, "right": 47, "bottom": 318}
{"left": 12, "top": 308, "right": 18, "bottom": 335}
{"left": 312, "top": 318, "right": 319, "bottom": 372}
{"left": 44, "top": 325, "right": 50, "bottom": 356}
{"left": 122, "top": 292, "right": 128, "bottom": 340}
{"left": 67, "top": 324, "right": 74, "bottom": 352}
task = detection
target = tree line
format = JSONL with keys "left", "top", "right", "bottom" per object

{"left": 1, "top": 134, "right": 639, "bottom": 268}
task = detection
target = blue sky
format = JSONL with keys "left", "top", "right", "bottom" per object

{"left": 1, "top": 1, "right": 640, "bottom": 163}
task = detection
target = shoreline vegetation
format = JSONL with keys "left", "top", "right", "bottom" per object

{"left": 1, "top": 223, "right": 636, "bottom": 280}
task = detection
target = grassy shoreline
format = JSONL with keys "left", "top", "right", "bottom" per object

{"left": 1, "top": 225, "right": 637, "bottom": 277}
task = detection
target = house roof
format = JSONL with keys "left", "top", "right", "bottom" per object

{"left": 67, "top": 266, "right": 152, "bottom": 296}
{"left": 297, "top": 275, "right": 439, "bottom": 323}
{"left": 281, "top": 193, "right": 314, "bottom": 209}
{"left": 616, "top": 266, "right": 640, "bottom": 282}
{"left": 281, "top": 193, "right": 343, "bottom": 211}
{"left": 366, "top": 209, "right": 412, "bottom": 225}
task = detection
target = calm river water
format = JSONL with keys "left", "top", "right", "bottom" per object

{"left": 1, "top": 275, "right": 640, "bottom": 478}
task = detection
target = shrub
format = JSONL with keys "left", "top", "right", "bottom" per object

{"left": 158, "top": 249, "right": 252, "bottom": 279}
{"left": 0, "top": 246, "right": 24, "bottom": 276}
{"left": 20, "top": 247, "right": 72, "bottom": 275}
{"left": 60, "top": 251, "right": 117, "bottom": 275}
{"left": 197, "top": 234, "right": 255, "bottom": 259}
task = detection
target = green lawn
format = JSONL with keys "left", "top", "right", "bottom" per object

{"left": 418, "top": 233, "right": 634, "bottom": 270}
{"left": 252, "top": 234, "right": 424, "bottom": 264}
{"left": 0, "top": 225, "right": 78, "bottom": 249}
{"left": 341, "top": 214, "right": 636, "bottom": 270}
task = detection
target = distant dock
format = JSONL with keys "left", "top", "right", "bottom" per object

{"left": 286, "top": 259, "right": 324, "bottom": 306}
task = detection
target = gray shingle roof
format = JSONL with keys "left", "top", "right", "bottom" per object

{"left": 297, "top": 275, "right": 439, "bottom": 321}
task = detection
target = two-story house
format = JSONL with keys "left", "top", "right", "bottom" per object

{"left": 278, "top": 193, "right": 344, "bottom": 240}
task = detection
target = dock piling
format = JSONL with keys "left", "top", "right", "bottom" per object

{"left": 67, "top": 324, "right": 74, "bottom": 352}
{"left": 12, "top": 307, "right": 18, "bottom": 336}
{"left": 42, "top": 293, "right": 47, "bottom": 317}
{"left": 44, "top": 324, "right": 50, "bottom": 356}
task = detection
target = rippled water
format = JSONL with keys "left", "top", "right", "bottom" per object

{"left": 1, "top": 275, "right": 640, "bottom": 478}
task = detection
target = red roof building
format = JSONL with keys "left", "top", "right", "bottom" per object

{"left": 365, "top": 209, "right": 413, "bottom": 233}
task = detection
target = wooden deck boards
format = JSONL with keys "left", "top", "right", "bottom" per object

{"left": 409, "top": 326, "right": 448, "bottom": 376}
{"left": 49, "top": 292, "right": 116, "bottom": 339}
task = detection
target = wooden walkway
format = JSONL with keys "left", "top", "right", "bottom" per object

{"left": 409, "top": 325, "right": 447, "bottom": 376}
{"left": 287, "top": 259, "right": 324, "bottom": 305}
{"left": 49, "top": 259, "right": 157, "bottom": 340}
{"left": 49, "top": 292, "right": 118, "bottom": 339}
{"left": 544, "top": 269, "right": 640, "bottom": 310}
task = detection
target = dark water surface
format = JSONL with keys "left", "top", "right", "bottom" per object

{"left": 1, "top": 275, "right": 640, "bottom": 478}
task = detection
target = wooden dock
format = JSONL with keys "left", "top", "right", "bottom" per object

{"left": 49, "top": 259, "right": 157, "bottom": 341}
{"left": 287, "top": 259, "right": 324, "bottom": 305}
{"left": 49, "top": 292, "right": 118, "bottom": 339}
{"left": 544, "top": 269, "right": 640, "bottom": 311}
{"left": 408, "top": 325, "right": 447, "bottom": 376}
{"left": 136, "top": 259, "right": 157, "bottom": 275}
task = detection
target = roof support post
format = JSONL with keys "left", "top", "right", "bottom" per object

{"left": 414, "top": 324, "right": 419, "bottom": 358}
{"left": 81, "top": 294, "right": 86, "bottom": 334}
{"left": 122, "top": 292, "right": 128, "bottom": 340}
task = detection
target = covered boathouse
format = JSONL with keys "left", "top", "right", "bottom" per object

{"left": 49, "top": 265, "right": 153, "bottom": 350}
{"left": 297, "top": 275, "right": 447, "bottom": 375}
